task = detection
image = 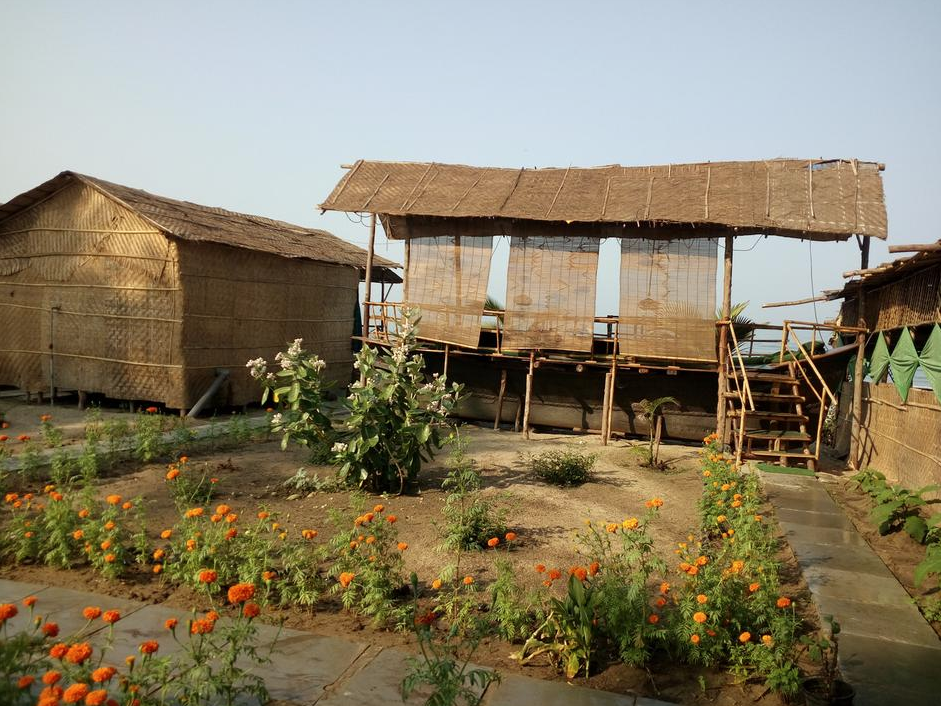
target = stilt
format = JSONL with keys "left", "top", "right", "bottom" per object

{"left": 493, "top": 369, "right": 507, "bottom": 430}
{"left": 600, "top": 372, "right": 612, "bottom": 441}
{"left": 443, "top": 345, "right": 450, "bottom": 379}
{"left": 849, "top": 236, "right": 871, "bottom": 469}
{"left": 523, "top": 352, "right": 534, "bottom": 439}
{"left": 77, "top": 391, "right": 87, "bottom": 411}
{"left": 514, "top": 399, "right": 521, "bottom": 433}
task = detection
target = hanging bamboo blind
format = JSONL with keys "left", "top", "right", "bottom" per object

{"left": 503, "top": 236, "right": 599, "bottom": 352}
{"left": 405, "top": 235, "right": 492, "bottom": 348}
{"left": 618, "top": 238, "right": 718, "bottom": 361}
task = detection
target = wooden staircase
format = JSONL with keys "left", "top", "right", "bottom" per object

{"left": 720, "top": 321, "right": 847, "bottom": 472}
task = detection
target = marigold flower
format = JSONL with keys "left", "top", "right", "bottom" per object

{"left": 99, "top": 539, "right": 112, "bottom": 551}
{"left": 190, "top": 618, "right": 215, "bottom": 635}
{"left": 776, "top": 596, "right": 791, "bottom": 608}
{"left": 547, "top": 569, "right": 562, "bottom": 581}
{"left": 365, "top": 535, "right": 376, "bottom": 544}
{"left": 242, "top": 602, "right": 261, "bottom": 619}
{"left": 17, "top": 434, "right": 30, "bottom": 442}
{"left": 754, "top": 515, "right": 763, "bottom": 522}
{"left": 397, "top": 541, "right": 409, "bottom": 551}
{"left": 185, "top": 507, "right": 204, "bottom": 518}
{"left": 186, "top": 539, "right": 197, "bottom": 551}
{"left": 0, "top": 435, "right": 7, "bottom": 443}
{"left": 42, "top": 622, "right": 60, "bottom": 637}
{"left": 210, "top": 477, "right": 219, "bottom": 483}
{"left": 543, "top": 579, "right": 553, "bottom": 587}
{"left": 487, "top": 537, "right": 499, "bottom": 548}
{"left": 748, "top": 582, "right": 760, "bottom": 593}
{"left": 24, "top": 530, "right": 32, "bottom": 537}
{"left": 605, "top": 523, "right": 619, "bottom": 533}
{"left": 17, "top": 675, "right": 35, "bottom": 689}
{"left": 697, "top": 594, "right": 708, "bottom": 604}
{"left": 122, "top": 502, "right": 133, "bottom": 510}
{"left": 535, "top": 564, "right": 546, "bottom": 573}
{"left": 165, "top": 618, "right": 178, "bottom": 630}
{"left": 588, "top": 561, "right": 600, "bottom": 576}
{"left": 693, "top": 612, "right": 708, "bottom": 624}
{"left": 206, "top": 610, "right": 220, "bottom": 622}
{"left": 659, "top": 582, "right": 670, "bottom": 594}
{"left": 140, "top": 640, "right": 159, "bottom": 655}
{"left": 257, "top": 511, "right": 269, "bottom": 520}
{"left": 349, "top": 541, "right": 358, "bottom": 549}
{"left": 363, "top": 512, "right": 374, "bottom": 523}
{"left": 302, "top": 529, "right": 318, "bottom": 540}
{"left": 71, "top": 529, "right": 84, "bottom": 540}
{"left": 105, "top": 495, "right": 121, "bottom": 506}
{"left": 153, "top": 548, "right": 165, "bottom": 561}
{"left": 42, "top": 670, "right": 61, "bottom": 685}
{"left": 739, "top": 631, "right": 751, "bottom": 643}
{"left": 431, "top": 579, "right": 443, "bottom": 590}
{"left": 373, "top": 504, "right": 384, "bottom": 513}
{"left": 50, "top": 642, "right": 69, "bottom": 658}
{"left": 655, "top": 597, "right": 667, "bottom": 607}
{"left": 262, "top": 570, "right": 277, "bottom": 581}
{"left": 166, "top": 468, "right": 180, "bottom": 481}
{"left": 23, "top": 595, "right": 37, "bottom": 608}
{"left": 225, "top": 513, "right": 238, "bottom": 523}
{"left": 65, "top": 642, "right": 93, "bottom": 663}
{"left": 225, "top": 528, "right": 238, "bottom": 540}
{"left": 386, "top": 514, "right": 397, "bottom": 524}
{"left": 83, "top": 606, "right": 103, "bottom": 621}
{"left": 210, "top": 514, "right": 223, "bottom": 523}
{"left": 91, "top": 666, "right": 116, "bottom": 683}
{"left": 695, "top": 555, "right": 708, "bottom": 566}
{"left": 198, "top": 569, "right": 218, "bottom": 584}
{"left": 691, "top": 634, "right": 701, "bottom": 644}
{"left": 227, "top": 583, "right": 256, "bottom": 604}
{"left": 505, "top": 531, "right": 517, "bottom": 542}
{"left": 0, "top": 603, "right": 18, "bottom": 621}
{"left": 125, "top": 656, "right": 135, "bottom": 666}
{"left": 571, "top": 566, "right": 588, "bottom": 582}
{"left": 648, "top": 614, "right": 659, "bottom": 624}
{"left": 153, "top": 563, "right": 163, "bottom": 574}
{"left": 716, "top": 514, "right": 727, "bottom": 523}
{"left": 622, "top": 517, "right": 639, "bottom": 530}
{"left": 50, "top": 492, "right": 64, "bottom": 502}
{"left": 101, "top": 610, "right": 121, "bottom": 624}
{"left": 62, "top": 683, "right": 90, "bottom": 703}
{"left": 179, "top": 456, "right": 189, "bottom": 463}
{"left": 338, "top": 572, "right": 355, "bottom": 588}
{"left": 731, "top": 500, "right": 742, "bottom": 508}
{"left": 702, "top": 470, "right": 711, "bottom": 477}
{"left": 645, "top": 498, "right": 664, "bottom": 509}
{"left": 730, "top": 560, "right": 745, "bottom": 574}
{"left": 762, "top": 634, "right": 773, "bottom": 646}
{"left": 85, "top": 689, "right": 109, "bottom": 706}
{"left": 462, "top": 575, "right": 474, "bottom": 585}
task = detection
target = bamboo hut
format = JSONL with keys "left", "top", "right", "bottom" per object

{"left": 0, "top": 171, "right": 399, "bottom": 410}
{"left": 830, "top": 239, "right": 941, "bottom": 487}
{"left": 320, "top": 158, "right": 887, "bottom": 468}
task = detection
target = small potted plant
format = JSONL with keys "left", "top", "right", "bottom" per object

{"left": 800, "top": 616, "right": 855, "bottom": 705}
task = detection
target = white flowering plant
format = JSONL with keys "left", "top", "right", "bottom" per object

{"left": 246, "top": 339, "right": 335, "bottom": 452}
{"left": 335, "top": 310, "right": 462, "bottom": 493}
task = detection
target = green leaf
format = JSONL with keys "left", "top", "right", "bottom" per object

{"left": 904, "top": 515, "right": 928, "bottom": 543}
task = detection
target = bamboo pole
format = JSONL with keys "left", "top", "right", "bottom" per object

{"left": 887, "top": 243, "right": 941, "bottom": 254}
{"left": 523, "top": 351, "right": 534, "bottom": 439}
{"left": 600, "top": 372, "right": 612, "bottom": 441}
{"left": 404, "top": 238, "right": 411, "bottom": 302}
{"left": 494, "top": 368, "right": 507, "bottom": 430}
{"left": 849, "top": 236, "right": 870, "bottom": 469}
{"left": 362, "top": 213, "right": 376, "bottom": 338}
{"left": 443, "top": 345, "right": 450, "bottom": 379}
{"left": 716, "top": 234, "right": 734, "bottom": 441}
{"left": 603, "top": 336, "right": 618, "bottom": 445}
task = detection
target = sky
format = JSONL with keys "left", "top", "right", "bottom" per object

{"left": 2, "top": 0, "right": 939, "bottom": 327}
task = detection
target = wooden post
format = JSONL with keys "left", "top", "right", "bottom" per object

{"left": 403, "top": 238, "right": 411, "bottom": 302}
{"left": 600, "top": 372, "right": 612, "bottom": 441}
{"left": 849, "top": 236, "right": 871, "bottom": 469}
{"left": 494, "top": 368, "right": 507, "bottom": 430}
{"left": 715, "top": 234, "right": 734, "bottom": 441}
{"left": 603, "top": 351, "right": 618, "bottom": 445}
{"left": 523, "top": 352, "right": 534, "bottom": 439}
{"left": 443, "top": 345, "right": 450, "bottom": 379}
{"left": 362, "top": 213, "right": 376, "bottom": 339}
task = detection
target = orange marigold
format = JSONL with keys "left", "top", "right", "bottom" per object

{"left": 691, "top": 634, "right": 701, "bottom": 645}
{"left": 257, "top": 511, "right": 269, "bottom": 520}
{"left": 648, "top": 614, "right": 660, "bottom": 624}
{"left": 373, "top": 504, "right": 384, "bottom": 513}
{"left": 227, "top": 583, "right": 256, "bottom": 604}
{"left": 693, "top": 612, "right": 707, "bottom": 624}
{"left": 190, "top": 618, "right": 215, "bottom": 635}
{"left": 42, "top": 670, "right": 61, "bottom": 685}
{"left": 748, "top": 582, "right": 760, "bottom": 593}
{"left": 165, "top": 618, "right": 178, "bottom": 630}
{"left": 185, "top": 507, "right": 204, "bottom": 518}
{"left": 140, "top": 640, "right": 159, "bottom": 654}
{"left": 198, "top": 569, "right": 217, "bottom": 584}
{"left": 85, "top": 689, "right": 109, "bottom": 706}
{"left": 696, "top": 594, "right": 708, "bottom": 604}
{"left": 397, "top": 542, "right": 409, "bottom": 551}
{"left": 91, "top": 666, "right": 116, "bottom": 683}
{"left": 547, "top": 568, "right": 562, "bottom": 581}
{"left": 338, "top": 572, "right": 355, "bottom": 588}
{"left": 262, "top": 570, "right": 277, "bottom": 581}
{"left": 505, "top": 531, "right": 517, "bottom": 542}
{"left": 62, "top": 683, "right": 90, "bottom": 703}
{"left": 739, "top": 631, "right": 751, "bottom": 643}
{"left": 105, "top": 495, "right": 121, "bottom": 506}
{"left": 487, "top": 537, "right": 499, "bottom": 548}
{"left": 23, "top": 595, "right": 37, "bottom": 608}
{"left": 535, "top": 564, "right": 546, "bottom": 573}
{"left": 762, "top": 634, "right": 773, "bottom": 646}
{"left": 215, "top": 504, "right": 231, "bottom": 516}
{"left": 776, "top": 596, "right": 791, "bottom": 608}
{"left": 431, "top": 579, "right": 443, "bottom": 590}
{"left": 160, "top": 529, "right": 172, "bottom": 539}
{"left": 242, "top": 602, "right": 261, "bottom": 619}
{"left": 225, "top": 528, "right": 238, "bottom": 540}
{"left": 462, "top": 575, "right": 474, "bottom": 585}
{"left": 588, "top": 561, "right": 600, "bottom": 576}
{"left": 42, "top": 622, "right": 59, "bottom": 637}
{"left": 72, "top": 529, "right": 84, "bottom": 540}
{"left": 17, "top": 675, "right": 35, "bottom": 689}
{"left": 622, "top": 517, "right": 639, "bottom": 530}
{"left": 49, "top": 643, "right": 69, "bottom": 659}
{"left": 302, "top": 529, "right": 318, "bottom": 540}
{"left": 0, "top": 603, "right": 18, "bottom": 621}
{"left": 166, "top": 468, "right": 180, "bottom": 481}
{"left": 153, "top": 564, "right": 163, "bottom": 574}
{"left": 386, "top": 514, "right": 397, "bottom": 524}
{"left": 645, "top": 498, "right": 664, "bottom": 509}
{"left": 570, "top": 566, "right": 588, "bottom": 582}
{"left": 659, "top": 582, "right": 670, "bottom": 594}
{"left": 65, "top": 642, "right": 93, "bottom": 664}
{"left": 605, "top": 523, "right": 619, "bottom": 533}
{"left": 101, "top": 610, "right": 121, "bottom": 624}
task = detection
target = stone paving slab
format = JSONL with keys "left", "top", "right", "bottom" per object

{"left": 2, "top": 585, "right": 144, "bottom": 638}
{"left": 774, "top": 506, "right": 858, "bottom": 531}
{"left": 317, "top": 645, "right": 489, "bottom": 705}
{"left": 93, "top": 603, "right": 188, "bottom": 660}
{"left": 838, "top": 633, "right": 941, "bottom": 706}
{"left": 812, "top": 594, "right": 941, "bottom": 649}
{"left": 0, "top": 578, "right": 50, "bottom": 602}
{"left": 800, "top": 562, "right": 916, "bottom": 608}
{"left": 781, "top": 523, "right": 868, "bottom": 548}
{"left": 786, "top": 540, "right": 895, "bottom": 578}
{"left": 763, "top": 484, "right": 839, "bottom": 515}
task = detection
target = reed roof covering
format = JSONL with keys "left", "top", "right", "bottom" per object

{"left": 829, "top": 239, "right": 941, "bottom": 300}
{"left": 320, "top": 159, "right": 887, "bottom": 241}
{"left": 0, "top": 171, "right": 400, "bottom": 279}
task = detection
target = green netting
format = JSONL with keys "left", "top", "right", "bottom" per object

{"left": 868, "top": 332, "right": 891, "bottom": 383}
{"left": 888, "top": 327, "right": 919, "bottom": 403}
{"left": 918, "top": 324, "right": 941, "bottom": 405}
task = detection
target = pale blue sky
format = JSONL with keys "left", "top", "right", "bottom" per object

{"left": 2, "top": 1, "right": 939, "bottom": 325}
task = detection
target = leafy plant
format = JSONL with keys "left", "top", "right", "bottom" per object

{"left": 637, "top": 396, "right": 677, "bottom": 468}
{"left": 282, "top": 467, "right": 343, "bottom": 494}
{"left": 488, "top": 558, "right": 539, "bottom": 642}
{"left": 852, "top": 469, "right": 939, "bottom": 542}
{"left": 134, "top": 409, "right": 168, "bottom": 462}
{"left": 164, "top": 457, "right": 216, "bottom": 510}
{"left": 800, "top": 615, "right": 843, "bottom": 702}
{"left": 440, "top": 440, "right": 507, "bottom": 552}
{"left": 528, "top": 449, "right": 595, "bottom": 486}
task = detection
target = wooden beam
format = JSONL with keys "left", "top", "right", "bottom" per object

{"left": 849, "top": 235, "right": 870, "bottom": 470}
{"left": 716, "top": 235, "right": 734, "bottom": 441}
{"left": 762, "top": 294, "right": 831, "bottom": 308}
{"left": 887, "top": 243, "right": 941, "bottom": 254}
{"left": 523, "top": 352, "right": 535, "bottom": 439}
{"left": 362, "top": 213, "right": 376, "bottom": 338}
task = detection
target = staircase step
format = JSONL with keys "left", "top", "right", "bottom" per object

{"left": 739, "top": 372, "right": 799, "bottom": 383}
{"left": 731, "top": 410, "right": 809, "bottom": 422}
{"left": 723, "top": 391, "right": 806, "bottom": 403}
{"left": 743, "top": 429, "right": 812, "bottom": 442}
{"left": 745, "top": 449, "right": 817, "bottom": 460}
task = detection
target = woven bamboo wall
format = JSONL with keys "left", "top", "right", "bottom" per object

{"left": 836, "top": 381, "right": 941, "bottom": 494}
{"left": 0, "top": 181, "right": 185, "bottom": 403}
{"left": 177, "top": 241, "right": 358, "bottom": 407}
{"left": 840, "top": 264, "right": 941, "bottom": 330}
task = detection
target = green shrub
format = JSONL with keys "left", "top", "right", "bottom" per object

{"left": 529, "top": 449, "right": 596, "bottom": 486}
{"left": 440, "top": 441, "right": 507, "bottom": 551}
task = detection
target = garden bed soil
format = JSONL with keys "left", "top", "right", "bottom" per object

{"left": 824, "top": 475, "right": 941, "bottom": 638}
{"left": 1, "top": 425, "right": 816, "bottom": 705}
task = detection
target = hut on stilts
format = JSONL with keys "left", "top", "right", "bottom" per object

{"left": 320, "top": 158, "right": 888, "bottom": 470}
{"left": 0, "top": 171, "right": 399, "bottom": 412}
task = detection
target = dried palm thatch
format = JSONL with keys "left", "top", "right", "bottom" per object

{"left": 320, "top": 158, "right": 887, "bottom": 241}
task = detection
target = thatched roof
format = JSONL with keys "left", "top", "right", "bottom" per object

{"left": 828, "top": 239, "right": 941, "bottom": 300}
{"left": 0, "top": 171, "right": 401, "bottom": 281}
{"left": 320, "top": 159, "right": 887, "bottom": 241}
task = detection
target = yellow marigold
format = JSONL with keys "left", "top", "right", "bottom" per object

{"left": 431, "top": 579, "right": 442, "bottom": 590}
{"left": 605, "top": 523, "right": 619, "bottom": 533}
{"left": 762, "top": 634, "right": 773, "bottom": 646}
{"left": 622, "top": 517, "right": 639, "bottom": 530}
{"left": 645, "top": 498, "right": 664, "bottom": 509}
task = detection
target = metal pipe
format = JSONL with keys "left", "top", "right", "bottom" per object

{"left": 187, "top": 369, "right": 230, "bottom": 418}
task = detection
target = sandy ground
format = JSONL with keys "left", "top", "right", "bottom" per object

{"left": 1, "top": 424, "right": 810, "bottom": 705}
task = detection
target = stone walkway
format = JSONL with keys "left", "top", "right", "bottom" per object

{"left": 0, "top": 579, "right": 672, "bottom": 706}
{"left": 759, "top": 470, "right": 941, "bottom": 706}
